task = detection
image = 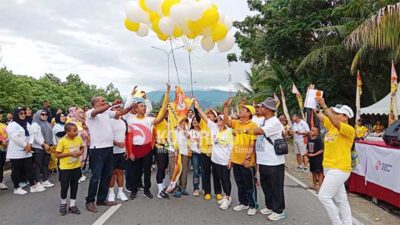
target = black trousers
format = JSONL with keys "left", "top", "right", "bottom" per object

{"left": 212, "top": 162, "right": 231, "bottom": 196}
{"left": 33, "top": 148, "right": 50, "bottom": 182}
{"left": 200, "top": 153, "right": 212, "bottom": 194}
{"left": 10, "top": 157, "right": 35, "bottom": 189}
{"left": 0, "top": 151, "right": 6, "bottom": 183}
{"left": 60, "top": 168, "right": 80, "bottom": 200}
{"left": 132, "top": 150, "right": 153, "bottom": 193}
{"left": 156, "top": 148, "right": 169, "bottom": 184}
{"left": 233, "top": 163, "right": 257, "bottom": 208}
{"left": 259, "top": 164, "right": 285, "bottom": 214}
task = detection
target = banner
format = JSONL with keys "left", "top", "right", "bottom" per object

{"left": 356, "top": 70, "right": 362, "bottom": 121}
{"left": 280, "top": 85, "right": 292, "bottom": 126}
{"left": 292, "top": 83, "right": 305, "bottom": 118}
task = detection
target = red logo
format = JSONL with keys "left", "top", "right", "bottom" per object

{"left": 129, "top": 123, "right": 152, "bottom": 145}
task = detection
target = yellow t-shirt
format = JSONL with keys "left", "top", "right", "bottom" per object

{"left": 154, "top": 119, "right": 168, "bottom": 147}
{"left": 323, "top": 117, "right": 355, "bottom": 173}
{"left": 230, "top": 120, "right": 258, "bottom": 166}
{"left": 0, "top": 122, "right": 7, "bottom": 151}
{"left": 56, "top": 136, "right": 84, "bottom": 170}
{"left": 355, "top": 125, "right": 368, "bottom": 138}
{"left": 199, "top": 120, "right": 212, "bottom": 154}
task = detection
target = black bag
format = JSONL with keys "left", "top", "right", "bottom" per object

{"left": 263, "top": 119, "right": 288, "bottom": 155}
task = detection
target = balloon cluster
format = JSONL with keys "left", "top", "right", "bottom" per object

{"left": 124, "top": 0, "right": 235, "bottom": 52}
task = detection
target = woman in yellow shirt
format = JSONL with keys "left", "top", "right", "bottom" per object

{"left": 355, "top": 119, "right": 369, "bottom": 140}
{"left": 316, "top": 98, "right": 355, "bottom": 225}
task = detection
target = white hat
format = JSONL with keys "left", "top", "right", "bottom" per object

{"left": 331, "top": 104, "right": 354, "bottom": 119}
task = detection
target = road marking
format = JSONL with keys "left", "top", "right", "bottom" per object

{"left": 285, "top": 171, "right": 365, "bottom": 225}
{"left": 92, "top": 204, "right": 121, "bottom": 225}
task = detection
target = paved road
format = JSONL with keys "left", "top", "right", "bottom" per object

{"left": 0, "top": 170, "right": 332, "bottom": 225}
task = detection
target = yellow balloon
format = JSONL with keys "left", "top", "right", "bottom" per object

{"left": 187, "top": 32, "right": 197, "bottom": 39}
{"left": 149, "top": 11, "right": 160, "bottom": 23}
{"left": 212, "top": 4, "right": 218, "bottom": 10}
{"left": 152, "top": 18, "right": 162, "bottom": 34}
{"left": 125, "top": 18, "right": 140, "bottom": 32}
{"left": 199, "top": 8, "right": 219, "bottom": 27}
{"left": 157, "top": 33, "right": 169, "bottom": 41}
{"left": 161, "top": 0, "right": 180, "bottom": 16}
{"left": 187, "top": 20, "right": 202, "bottom": 36}
{"left": 173, "top": 27, "right": 183, "bottom": 38}
{"left": 139, "top": 0, "right": 150, "bottom": 12}
{"left": 211, "top": 23, "right": 228, "bottom": 41}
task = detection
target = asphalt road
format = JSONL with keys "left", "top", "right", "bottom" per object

{"left": 0, "top": 169, "right": 332, "bottom": 225}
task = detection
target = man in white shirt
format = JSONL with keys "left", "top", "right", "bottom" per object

{"left": 252, "top": 104, "right": 265, "bottom": 127}
{"left": 85, "top": 97, "right": 136, "bottom": 213}
{"left": 291, "top": 114, "right": 310, "bottom": 172}
{"left": 251, "top": 97, "right": 286, "bottom": 221}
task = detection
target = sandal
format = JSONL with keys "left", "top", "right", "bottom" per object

{"left": 60, "top": 203, "right": 67, "bottom": 216}
{"left": 68, "top": 206, "right": 81, "bottom": 215}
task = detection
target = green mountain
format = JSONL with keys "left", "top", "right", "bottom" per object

{"left": 147, "top": 89, "right": 233, "bottom": 108}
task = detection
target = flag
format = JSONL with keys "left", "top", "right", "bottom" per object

{"left": 356, "top": 70, "right": 362, "bottom": 121}
{"left": 166, "top": 86, "right": 193, "bottom": 192}
{"left": 389, "top": 61, "right": 398, "bottom": 126}
{"left": 292, "top": 83, "right": 305, "bottom": 118}
{"left": 280, "top": 85, "right": 292, "bottom": 126}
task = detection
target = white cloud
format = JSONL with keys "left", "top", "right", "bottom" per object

{"left": 0, "top": 0, "right": 252, "bottom": 96}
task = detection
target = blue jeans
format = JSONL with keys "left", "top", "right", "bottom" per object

{"left": 191, "top": 153, "right": 201, "bottom": 191}
{"left": 86, "top": 147, "right": 113, "bottom": 203}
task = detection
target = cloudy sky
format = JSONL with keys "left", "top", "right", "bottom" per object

{"left": 0, "top": 0, "right": 252, "bottom": 95}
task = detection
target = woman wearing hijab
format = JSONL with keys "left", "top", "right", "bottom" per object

{"left": 31, "top": 109, "right": 55, "bottom": 188}
{"left": 6, "top": 107, "right": 44, "bottom": 195}
{"left": 50, "top": 113, "right": 67, "bottom": 172}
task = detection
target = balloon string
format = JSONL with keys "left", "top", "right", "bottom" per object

{"left": 170, "top": 39, "right": 180, "bottom": 85}
{"left": 189, "top": 51, "right": 194, "bottom": 97}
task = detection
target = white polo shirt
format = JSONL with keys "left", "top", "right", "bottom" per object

{"left": 86, "top": 109, "right": 116, "bottom": 149}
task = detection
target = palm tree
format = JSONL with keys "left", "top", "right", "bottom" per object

{"left": 345, "top": 2, "right": 400, "bottom": 72}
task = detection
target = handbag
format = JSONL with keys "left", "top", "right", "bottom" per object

{"left": 263, "top": 119, "right": 288, "bottom": 155}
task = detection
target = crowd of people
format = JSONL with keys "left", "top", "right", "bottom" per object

{"left": 0, "top": 85, "right": 356, "bottom": 225}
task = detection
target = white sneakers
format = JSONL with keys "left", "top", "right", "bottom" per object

{"left": 260, "top": 207, "right": 274, "bottom": 215}
{"left": 117, "top": 191, "right": 128, "bottom": 201}
{"left": 219, "top": 197, "right": 232, "bottom": 210}
{"left": 108, "top": 189, "right": 128, "bottom": 202}
{"left": 247, "top": 208, "right": 257, "bottom": 216}
{"left": 30, "top": 183, "right": 46, "bottom": 193}
{"left": 108, "top": 190, "right": 116, "bottom": 202}
{"left": 13, "top": 187, "right": 28, "bottom": 195}
{"left": 0, "top": 182, "right": 8, "bottom": 190}
{"left": 78, "top": 175, "right": 86, "bottom": 184}
{"left": 42, "top": 180, "right": 55, "bottom": 188}
{"left": 268, "top": 212, "right": 286, "bottom": 221}
{"left": 233, "top": 204, "right": 249, "bottom": 211}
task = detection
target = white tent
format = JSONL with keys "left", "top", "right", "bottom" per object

{"left": 360, "top": 90, "right": 400, "bottom": 115}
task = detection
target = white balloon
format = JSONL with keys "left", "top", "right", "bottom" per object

{"left": 199, "top": 0, "right": 212, "bottom": 10}
{"left": 170, "top": 4, "right": 187, "bottom": 25}
{"left": 158, "top": 17, "right": 175, "bottom": 36}
{"left": 225, "top": 16, "right": 233, "bottom": 30}
{"left": 126, "top": 2, "right": 148, "bottom": 23}
{"left": 137, "top": 24, "right": 149, "bottom": 37}
{"left": 201, "top": 36, "right": 215, "bottom": 52}
{"left": 147, "top": 0, "right": 163, "bottom": 12}
{"left": 218, "top": 11, "right": 225, "bottom": 23}
{"left": 187, "top": 2, "right": 203, "bottom": 21}
{"left": 217, "top": 35, "right": 235, "bottom": 52}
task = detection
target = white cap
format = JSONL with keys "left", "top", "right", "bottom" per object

{"left": 331, "top": 104, "right": 354, "bottom": 119}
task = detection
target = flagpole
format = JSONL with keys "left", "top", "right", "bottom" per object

{"left": 280, "top": 85, "right": 292, "bottom": 126}
{"left": 356, "top": 70, "right": 362, "bottom": 121}
{"left": 170, "top": 39, "right": 180, "bottom": 85}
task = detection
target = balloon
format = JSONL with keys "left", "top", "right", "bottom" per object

{"left": 161, "top": 0, "right": 180, "bottom": 16}
{"left": 201, "top": 36, "right": 215, "bottom": 52}
{"left": 169, "top": 4, "right": 186, "bottom": 25}
{"left": 126, "top": 2, "right": 148, "bottom": 23}
{"left": 158, "top": 17, "right": 175, "bottom": 36}
{"left": 217, "top": 35, "right": 235, "bottom": 52}
{"left": 199, "top": 0, "right": 212, "bottom": 10}
{"left": 147, "top": 0, "right": 163, "bottom": 12}
{"left": 225, "top": 16, "right": 233, "bottom": 30}
{"left": 157, "top": 33, "right": 169, "bottom": 41}
{"left": 139, "top": 0, "right": 150, "bottom": 12}
{"left": 218, "top": 11, "right": 225, "bottom": 23}
{"left": 187, "top": 1, "right": 203, "bottom": 21}
{"left": 151, "top": 18, "right": 163, "bottom": 35}
{"left": 149, "top": 11, "right": 160, "bottom": 23}
{"left": 125, "top": 18, "right": 140, "bottom": 32}
{"left": 187, "top": 32, "right": 197, "bottom": 39}
{"left": 199, "top": 7, "right": 219, "bottom": 27}
{"left": 137, "top": 24, "right": 150, "bottom": 37}
{"left": 187, "top": 20, "right": 202, "bottom": 35}
{"left": 173, "top": 26, "right": 183, "bottom": 38}
{"left": 211, "top": 23, "right": 228, "bottom": 41}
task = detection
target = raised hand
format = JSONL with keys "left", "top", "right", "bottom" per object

{"left": 223, "top": 98, "right": 232, "bottom": 107}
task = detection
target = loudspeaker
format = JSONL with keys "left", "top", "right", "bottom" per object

{"left": 383, "top": 120, "right": 400, "bottom": 147}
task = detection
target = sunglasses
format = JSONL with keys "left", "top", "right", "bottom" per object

{"left": 41, "top": 113, "right": 48, "bottom": 116}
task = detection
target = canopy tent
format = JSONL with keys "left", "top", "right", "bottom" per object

{"left": 360, "top": 90, "right": 400, "bottom": 115}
